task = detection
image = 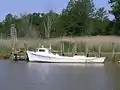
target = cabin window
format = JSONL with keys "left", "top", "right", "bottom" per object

{"left": 39, "top": 49, "right": 45, "bottom": 52}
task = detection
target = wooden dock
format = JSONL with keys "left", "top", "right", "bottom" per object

{"left": 10, "top": 48, "right": 28, "bottom": 61}
{"left": 10, "top": 42, "right": 120, "bottom": 62}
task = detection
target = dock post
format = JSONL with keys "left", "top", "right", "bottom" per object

{"left": 63, "top": 42, "right": 64, "bottom": 53}
{"left": 98, "top": 44, "right": 101, "bottom": 57}
{"left": 73, "top": 43, "right": 77, "bottom": 55}
{"left": 68, "top": 42, "right": 70, "bottom": 53}
{"left": 60, "top": 43, "right": 62, "bottom": 55}
{"left": 72, "top": 43, "right": 74, "bottom": 56}
{"left": 60, "top": 42, "right": 64, "bottom": 56}
{"left": 112, "top": 43, "right": 115, "bottom": 61}
{"left": 85, "top": 43, "right": 88, "bottom": 57}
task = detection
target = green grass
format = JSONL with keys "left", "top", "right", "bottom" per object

{"left": 0, "top": 46, "right": 12, "bottom": 54}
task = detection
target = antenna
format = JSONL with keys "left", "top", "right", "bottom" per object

{"left": 41, "top": 45, "right": 44, "bottom": 48}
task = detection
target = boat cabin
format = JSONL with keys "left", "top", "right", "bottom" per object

{"left": 36, "top": 48, "right": 51, "bottom": 53}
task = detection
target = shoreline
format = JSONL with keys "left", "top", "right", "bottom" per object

{"left": 0, "top": 36, "right": 120, "bottom": 62}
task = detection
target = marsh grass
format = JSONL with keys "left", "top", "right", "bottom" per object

{"left": 1, "top": 36, "right": 120, "bottom": 61}
{"left": 0, "top": 45, "right": 12, "bottom": 54}
{"left": 1, "top": 37, "right": 120, "bottom": 52}
{"left": 1, "top": 36, "right": 120, "bottom": 52}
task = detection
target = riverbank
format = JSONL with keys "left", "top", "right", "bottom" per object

{"left": 1, "top": 36, "right": 120, "bottom": 62}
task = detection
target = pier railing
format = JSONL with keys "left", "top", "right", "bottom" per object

{"left": 50, "top": 42, "right": 120, "bottom": 62}
{"left": 9, "top": 40, "right": 120, "bottom": 62}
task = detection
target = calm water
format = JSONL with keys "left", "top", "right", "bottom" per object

{"left": 0, "top": 60, "right": 120, "bottom": 90}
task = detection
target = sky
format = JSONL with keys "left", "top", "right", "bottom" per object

{"left": 0, "top": 0, "right": 114, "bottom": 21}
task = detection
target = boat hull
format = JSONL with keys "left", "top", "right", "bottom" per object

{"left": 27, "top": 51, "right": 105, "bottom": 63}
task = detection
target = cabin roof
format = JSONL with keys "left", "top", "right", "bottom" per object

{"left": 37, "top": 48, "right": 50, "bottom": 50}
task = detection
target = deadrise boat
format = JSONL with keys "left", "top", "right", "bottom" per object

{"left": 26, "top": 46, "right": 105, "bottom": 63}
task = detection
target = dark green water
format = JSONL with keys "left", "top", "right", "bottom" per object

{"left": 0, "top": 60, "right": 120, "bottom": 90}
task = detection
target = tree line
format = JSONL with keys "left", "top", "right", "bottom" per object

{"left": 0, "top": 0, "right": 119, "bottom": 38}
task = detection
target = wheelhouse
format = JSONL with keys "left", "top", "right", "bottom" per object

{"left": 36, "top": 48, "right": 50, "bottom": 53}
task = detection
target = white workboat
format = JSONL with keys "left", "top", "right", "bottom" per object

{"left": 27, "top": 46, "right": 105, "bottom": 63}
